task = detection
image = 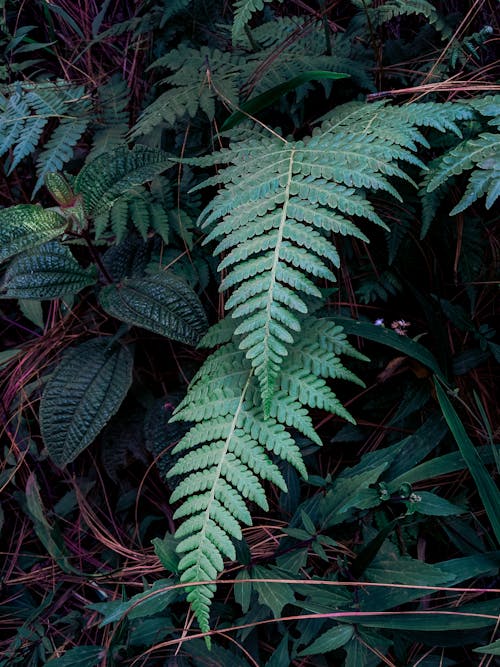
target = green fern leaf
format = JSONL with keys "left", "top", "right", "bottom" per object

{"left": 350, "top": 0, "right": 451, "bottom": 39}
{"left": 40, "top": 338, "right": 134, "bottom": 468}
{"left": 0, "top": 205, "right": 67, "bottom": 263}
{"left": 198, "top": 318, "right": 237, "bottom": 348}
{"left": 74, "top": 145, "right": 172, "bottom": 217}
{"left": 0, "top": 241, "right": 97, "bottom": 299}
{"left": 10, "top": 116, "right": 47, "bottom": 174}
{"left": 196, "top": 101, "right": 454, "bottom": 412}
{"left": 98, "top": 270, "right": 208, "bottom": 345}
{"left": 232, "top": 0, "right": 283, "bottom": 43}
{"left": 33, "top": 116, "right": 90, "bottom": 196}
{"left": 426, "top": 132, "right": 500, "bottom": 214}
{"left": 0, "top": 80, "right": 91, "bottom": 190}
{"left": 169, "top": 318, "right": 362, "bottom": 636}
{"left": 0, "top": 92, "right": 30, "bottom": 159}
{"left": 131, "top": 46, "right": 242, "bottom": 137}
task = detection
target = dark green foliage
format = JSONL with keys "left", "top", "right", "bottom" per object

{"left": 99, "top": 270, "right": 208, "bottom": 345}
{"left": 40, "top": 338, "right": 134, "bottom": 467}
{"left": 0, "top": 1, "right": 498, "bottom": 664}
{"left": 74, "top": 145, "right": 172, "bottom": 218}
{"left": 0, "top": 241, "right": 97, "bottom": 299}
{"left": 0, "top": 205, "right": 67, "bottom": 262}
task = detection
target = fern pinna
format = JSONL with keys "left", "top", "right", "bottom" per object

{"left": 168, "top": 99, "right": 483, "bottom": 636}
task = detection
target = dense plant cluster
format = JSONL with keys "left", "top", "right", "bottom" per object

{"left": 0, "top": 1, "right": 498, "bottom": 665}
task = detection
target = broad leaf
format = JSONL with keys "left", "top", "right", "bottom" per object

{"left": 40, "top": 338, "right": 134, "bottom": 467}
{"left": 474, "top": 638, "right": 500, "bottom": 655}
{"left": 99, "top": 271, "right": 208, "bottom": 345}
{"left": 0, "top": 205, "right": 67, "bottom": 263}
{"left": 1, "top": 241, "right": 97, "bottom": 299}
{"left": 89, "top": 579, "right": 177, "bottom": 626}
{"left": 74, "top": 145, "right": 171, "bottom": 217}
{"left": 298, "top": 624, "right": 354, "bottom": 656}
{"left": 252, "top": 565, "right": 296, "bottom": 618}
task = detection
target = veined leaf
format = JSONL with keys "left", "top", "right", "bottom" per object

{"left": 298, "top": 624, "right": 354, "bottom": 656}
{"left": 353, "top": 603, "right": 500, "bottom": 631}
{"left": 89, "top": 579, "right": 177, "bottom": 626}
{"left": 474, "top": 638, "right": 500, "bottom": 655}
{"left": 99, "top": 271, "right": 208, "bottom": 345}
{"left": 40, "top": 338, "right": 133, "bottom": 467}
{"left": 0, "top": 205, "right": 67, "bottom": 263}
{"left": 0, "top": 241, "right": 97, "bottom": 299}
{"left": 74, "top": 145, "right": 172, "bottom": 217}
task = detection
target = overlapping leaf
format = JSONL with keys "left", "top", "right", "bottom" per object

{"left": 99, "top": 270, "right": 208, "bottom": 345}
{"left": 1, "top": 241, "right": 96, "bottom": 299}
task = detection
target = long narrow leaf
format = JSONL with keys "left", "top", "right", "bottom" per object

{"left": 333, "top": 316, "right": 447, "bottom": 381}
{"left": 435, "top": 379, "right": 500, "bottom": 545}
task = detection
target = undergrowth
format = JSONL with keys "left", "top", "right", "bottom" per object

{"left": 0, "top": 1, "right": 499, "bottom": 665}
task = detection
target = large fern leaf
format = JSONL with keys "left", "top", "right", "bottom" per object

{"left": 195, "top": 100, "right": 468, "bottom": 413}
{"left": 169, "top": 317, "right": 364, "bottom": 638}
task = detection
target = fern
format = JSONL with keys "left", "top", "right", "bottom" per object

{"left": 425, "top": 95, "right": 500, "bottom": 216}
{"left": 95, "top": 186, "right": 170, "bottom": 243}
{"left": 132, "top": 20, "right": 373, "bottom": 139}
{"left": 0, "top": 80, "right": 92, "bottom": 194}
{"left": 87, "top": 74, "right": 130, "bottom": 161}
{"left": 193, "top": 100, "right": 470, "bottom": 413}
{"left": 427, "top": 132, "right": 499, "bottom": 215}
{"left": 232, "top": 0, "right": 284, "bottom": 44}
{"left": 168, "top": 316, "right": 366, "bottom": 639}
{"left": 349, "top": 0, "right": 451, "bottom": 39}
{"left": 167, "top": 98, "right": 487, "bottom": 636}
{"left": 245, "top": 19, "right": 374, "bottom": 93}
{"left": 131, "top": 46, "right": 243, "bottom": 137}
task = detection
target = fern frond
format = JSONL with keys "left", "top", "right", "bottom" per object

{"left": 0, "top": 80, "right": 92, "bottom": 195}
{"left": 195, "top": 101, "right": 461, "bottom": 413}
{"left": 426, "top": 132, "right": 500, "bottom": 215}
{"left": 131, "top": 46, "right": 243, "bottom": 137}
{"left": 244, "top": 19, "right": 374, "bottom": 92}
{"left": 88, "top": 74, "right": 130, "bottom": 161}
{"left": 232, "top": 0, "right": 283, "bottom": 44}
{"left": 33, "top": 115, "right": 90, "bottom": 195}
{"left": 349, "top": 0, "right": 451, "bottom": 39}
{"left": 169, "top": 317, "right": 363, "bottom": 636}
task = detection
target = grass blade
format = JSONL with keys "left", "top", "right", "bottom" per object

{"left": 435, "top": 379, "right": 500, "bottom": 545}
